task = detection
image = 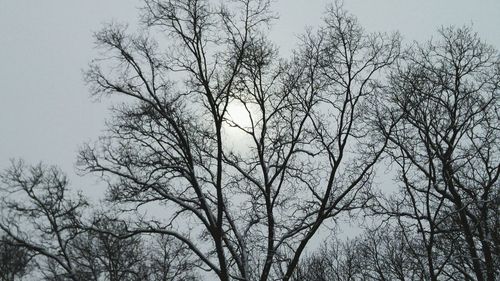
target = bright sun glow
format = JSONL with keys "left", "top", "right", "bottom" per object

{"left": 225, "top": 102, "right": 254, "bottom": 129}
{"left": 222, "top": 101, "right": 259, "bottom": 150}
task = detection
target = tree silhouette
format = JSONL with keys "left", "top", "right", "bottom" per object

{"left": 372, "top": 26, "right": 500, "bottom": 281}
{"left": 0, "top": 1, "right": 497, "bottom": 281}
{"left": 0, "top": 235, "right": 32, "bottom": 281}
{"left": 0, "top": 161, "right": 87, "bottom": 281}
{"left": 79, "top": 1, "right": 399, "bottom": 280}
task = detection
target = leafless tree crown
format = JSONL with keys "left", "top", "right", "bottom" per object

{"left": 0, "top": 1, "right": 498, "bottom": 281}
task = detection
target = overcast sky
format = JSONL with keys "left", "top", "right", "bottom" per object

{"left": 1, "top": 0, "right": 499, "bottom": 195}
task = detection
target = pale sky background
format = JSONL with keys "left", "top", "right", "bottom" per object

{"left": 1, "top": 0, "right": 499, "bottom": 198}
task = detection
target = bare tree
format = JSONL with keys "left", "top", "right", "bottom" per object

{"left": 3, "top": 2, "right": 496, "bottom": 281}
{"left": 0, "top": 160, "right": 202, "bottom": 281}
{"left": 0, "top": 160, "right": 88, "bottom": 281}
{"left": 293, "top": 226, "right": 432, "bottom": 281}
{"left": 0, "top": 235, "right": 32, "bottom": 281}
{"left": 146, "top": 234, "right": 200, "bottom": 281}
{"left": 80, "top": 215, "right": 203, "bottom": 281}
{"left": 373, "top": 26, "right": 500, "bottom": 281}
{"left": 79, "top": 1, "right": 399, "bottom": 280}
{"left": 292, "top": 237, "right": 361, "bottom": 281}
{"left": 71, "top": 214, "right": 149, "bottom": 281}
{"left": 357, "top": 226, "right": 430, "bottom": 281}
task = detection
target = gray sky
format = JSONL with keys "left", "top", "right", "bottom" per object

{"left": 1, "top": 0, "right": 499, "bottom": 194}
